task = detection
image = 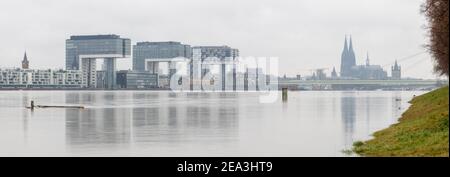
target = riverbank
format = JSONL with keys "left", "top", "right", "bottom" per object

{"left": 353, "top": 86, "right": 449, "bottom": 157}
{"left": 0, "top": 88, "right": 171, "bottom": 91}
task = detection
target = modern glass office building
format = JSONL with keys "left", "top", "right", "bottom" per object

{"left": 116, "top": 70, "right": 158, "bottom": 89}
{"left": 132, "top": 41, "right": 191, "bottom": 72}
{"left": 192, "top": 46, "right": 239, "bottom": 91}
{"left": 66, "top": 35, "right": 131, "bottom": 70}
{"left": 65, "top": 35, "right": 131, "bottom": 89}
{"left": 192, "top": 46, "right": 239, "bottom": 61}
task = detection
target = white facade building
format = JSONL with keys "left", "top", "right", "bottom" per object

{"left": 0, "top": 68, "right": 83, "bottom": 88}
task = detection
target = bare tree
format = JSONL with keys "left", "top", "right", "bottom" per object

{"left": 422, "top": 0, "right": 449, "bottom": 76}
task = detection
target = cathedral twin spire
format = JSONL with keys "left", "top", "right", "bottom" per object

{"left": 340, "top": 35, "right": 357, "bottom": 77}
{"left": 347, "top": 36, "right": 356, "bottom": 66}
{"left": 343, "top": 36, "right": 349, "bottom": 53}
{"left": 338, "top": 35, "right": 398, "bottom": 79}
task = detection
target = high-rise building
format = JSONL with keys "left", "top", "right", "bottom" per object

{"left": 132, "top": 41, "right": 191, "bottom": 89}
{"left": 66, "top": 35, "right": 131, "bottom": 89}
{"left": 133, "top": 41, "right": 191, "bottom": 72}
{"left": 22, "top": 52, "right": 29, "bottom": 69}
{"left": 391, "top": 60, "right": 401, "bottom": 80}
{"left": 193, "top": 46, "right": 240, "bottom": 62}
{"left": 193, "top": 46, "right": 239, "bottom": 91}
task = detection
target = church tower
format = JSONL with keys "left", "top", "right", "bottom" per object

{"left": 22, "top": 52, "right": 29, "bottom": 69}
{"left": 340, "top": 36, "right": 357, "bottom": 78}
{"left": 391, "top": 60, "right": 401, "bottom": 80}
{"left": 331, "top": 66, "right": 338, "bottom": 78}
{"left": 348, "top": 36, "right": 356, "bottom": 67}
{"left": 340, "top": 36, "right": 349, "bottom": 77}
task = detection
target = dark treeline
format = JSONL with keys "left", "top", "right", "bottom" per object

{"left": 422, "top": 0, "right": 449, "bottom": 76}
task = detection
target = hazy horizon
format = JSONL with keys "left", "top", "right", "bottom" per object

{"left": 0, "top": 0, "right": 441, "bottom": 79}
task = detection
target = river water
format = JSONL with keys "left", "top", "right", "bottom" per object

{"left": 0, "top": 90, "right": 424, "bottom": 156}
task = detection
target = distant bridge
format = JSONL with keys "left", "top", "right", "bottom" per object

{"left": 278, "top": 79, "right": 448, "bottom": 90}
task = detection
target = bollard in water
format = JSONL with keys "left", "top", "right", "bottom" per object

{"left": 282, "top": 88, "right": 288, "bottom": 102}
{"left": 30, "top": 100, "right": 35, "bottom": 110}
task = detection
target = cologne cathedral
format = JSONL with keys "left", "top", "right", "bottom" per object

{"left": 339, "top": 36, "right": 389, "bottom": 80}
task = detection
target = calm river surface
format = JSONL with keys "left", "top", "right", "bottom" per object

{"left": 0, "top": 90, "right": 424, "bottom": 156}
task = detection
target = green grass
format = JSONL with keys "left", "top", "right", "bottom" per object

{"left": 353, "top": 86, "right": 449, "bottom": 157}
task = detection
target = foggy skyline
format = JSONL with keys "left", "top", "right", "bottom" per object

{"left": 0, "top": 0, "right": 439, "bottom": 79}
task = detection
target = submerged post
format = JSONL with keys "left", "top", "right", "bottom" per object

{"left": 282, "top": 88, "right": 288, "bottom": 102}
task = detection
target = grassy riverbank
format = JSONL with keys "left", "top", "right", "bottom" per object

{"left": 354, "top": 86, "right": 449, "bottom": 157}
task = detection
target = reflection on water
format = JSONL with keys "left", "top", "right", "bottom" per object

{"left": 341, "top": 93, "right": 356, "bottom": 149}
{"left": 339, "top": 91, "right": 406, "bottom": 150}
{"left": 0, "top": 90, "right": 420, "bottom": 156}
{"left": 63, "top": 92, "right": 239, "bottom": 155}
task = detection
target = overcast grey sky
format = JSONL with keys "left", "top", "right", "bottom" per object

{"left": 0, "top": 0, "right": 439, "bottom": 79}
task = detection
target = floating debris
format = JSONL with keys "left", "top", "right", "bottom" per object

{"left": 26, "top": 100, "right": 84, "bottom": 109}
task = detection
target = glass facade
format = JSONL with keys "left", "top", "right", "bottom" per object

{"left": 65, "top": 34, "right": 131, "bottom": 89}
{"left": 192, "top": 46, "right": 239, "bottom": 61}
{"left": 192, "top": 46, "right": 239, "bottom": 90}
{"left": 116, "top": 70, "right": 158, "bottom": 89}
{"left": 132, "top": 41, "right": 191, "bottom": 71}
{"left": 66, "top": 35, "right": 131, "bottom": 70}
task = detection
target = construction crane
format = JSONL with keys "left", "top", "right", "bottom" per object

{"left": 292, "top": 67, "right": 333, "bottom": 80}
{"left": 295, "top": 67, "right": 331, "bottom": 75}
